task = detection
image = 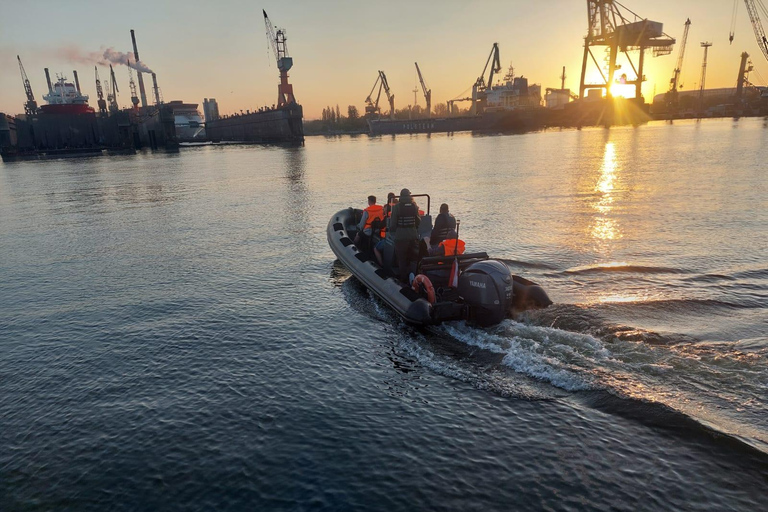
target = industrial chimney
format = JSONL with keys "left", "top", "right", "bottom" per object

{"left": 73, "top": 70, "right": 81, "bottom": 93}
{"left": 151, "top": 73, "right": 161, "bottom": 105}
{"left": 130, "top": 29, "right": 149, "bottom": 109}
{"left": 44, "top": 68, "right": 52, "bottom": 93}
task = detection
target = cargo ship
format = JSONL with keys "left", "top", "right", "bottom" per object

{"left": 205, "top": 10, "right": 304, "bottom": 144}
{"left": 39, "top": 73, "right": 95, "bottom": 115}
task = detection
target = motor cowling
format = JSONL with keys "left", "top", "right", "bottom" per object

{"left": 458, "top": 260, "right": 514, "bottom": 326}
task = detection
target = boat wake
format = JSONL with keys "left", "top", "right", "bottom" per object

{"left": 337, "top": 272, "right": 768, "bottom": 457}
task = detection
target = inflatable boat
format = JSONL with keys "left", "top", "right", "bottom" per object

{"left": 327, "top": 195, "right": 552, "bottom": 326}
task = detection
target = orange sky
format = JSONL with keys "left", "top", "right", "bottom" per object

{"left": 1, "top": 1, "right": 766, "bottom": 119}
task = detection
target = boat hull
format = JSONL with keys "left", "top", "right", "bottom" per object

{"left": 206, "top": 103, "right": 304, "bottom": 143}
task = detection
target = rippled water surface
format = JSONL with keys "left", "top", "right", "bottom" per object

{"left": 1, "top": 118, "right": 767, "bottom": 510}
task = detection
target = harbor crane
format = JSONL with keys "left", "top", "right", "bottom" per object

{"left": 95, "top": 67, "right": 107, "bottom": 115}
{"left": 263, "top": 10, "right": 295, "bottom": 107}
{"left": 579, "top": 0, "right": 675, "bottom": 101}
{"left": 415, "top": 62, "right": 431, "bottom": 118}
{"left": 699, "top": 42, "right": 713, "bottom": 108}
{"left": 471, "top": 43, "right": 501, "bottom": 115}
{"left": 670, "top": 19, "right": 692, "bottom": 92}
{"left": 732, "top": 0, "right": 768, "bottom": 63}
{"left": 666, "top": 18, "right": 691, "bottom": 109}
{"left": 107, "top": 64, "right": 120, "bottom": 113}
{"left": 736, "top": 51, "right": 753, "bottom": 98}
{"left": 364, "top": 71, "right": 395, "bottom": 119}
{"left": 17, "top": 55, "right": 38, "bottom": 115}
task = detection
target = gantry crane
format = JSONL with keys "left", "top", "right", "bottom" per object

{"left": 364, "top": 71, "right": 395, "bottom": 119}
{"left": 95, "top": 67, "right": 107, "bottom": 115}
{"left": 579, "top": 0, "right": 675, "bottom": 101}
{"left": 263, "top": 10, "right": 295, "bottom": 107}
{"left": 17, "top": 55, "right": 38, "bottom": 116}
{"left": 415, "top": 62, "right": 431, "bottom": 118}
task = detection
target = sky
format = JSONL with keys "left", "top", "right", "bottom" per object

{"left": 1, "top": 0, "right": 766, "bottom": 120}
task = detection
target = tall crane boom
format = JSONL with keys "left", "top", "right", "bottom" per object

{"left": 670, "top": 18, "right": 691, "bottom": 91}
{"left": 17, "top": 55, "right": 37, "bottom": 115}
{"left": 379, "top": 70, "right": 395, "bottom": 120}
{"left": 95, "top": 66, "right": 107, "bottom": 115}
{"left": 108, "top": 64, "right": 120, "bottom": 113}
{"left": 743, "top": 0, "right": 768, "bottom": 62}
{"left": 263, "top": 10, "right": 295, "bottom": 107}
{"left": 415, "top": 62, "right": 431, "bottom": 118}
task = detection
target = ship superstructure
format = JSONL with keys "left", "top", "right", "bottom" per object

{"left": 40, "top": 74, "right": 95, "bottom": 115}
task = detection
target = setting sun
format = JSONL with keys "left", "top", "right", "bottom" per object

{"left": 609, "top": 82, "right": 637, "bottom": 98}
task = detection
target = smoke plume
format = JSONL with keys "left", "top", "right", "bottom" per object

{"left": 101, "top": 48, "right": 153, "bottom": 74}
{"left": 54, "top": 44, "right": 153, "bottom": 73}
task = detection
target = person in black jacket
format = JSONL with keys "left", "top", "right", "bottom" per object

{"left": 429, "top": 203, "right": 456, "bottom": 254}
{"left": 390, "top": 188, "right": 421, "bottom": 284}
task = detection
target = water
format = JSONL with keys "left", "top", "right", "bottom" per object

{"left": 1, "top": 118, "right": 766, "bottom": 510}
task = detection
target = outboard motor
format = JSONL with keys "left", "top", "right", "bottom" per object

{"left": 458, "top": 260, "right": 515, "bottom": 326}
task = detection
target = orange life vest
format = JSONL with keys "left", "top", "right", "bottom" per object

{"left": 364, "top": 204, "right": 385, "bottom": 231}
{"left": 439, "top": 238, "right": 465, "bottom": 256}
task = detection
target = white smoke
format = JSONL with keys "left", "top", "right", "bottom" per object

{"left": 54, "top": 44, "right": 153, "bottom": 74}
{"left": 101, "top": 48, "right": 153, "bottom": 74}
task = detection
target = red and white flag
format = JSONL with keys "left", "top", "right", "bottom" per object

{"left": 449, "top": 258, "right": 459, "bottom": 288}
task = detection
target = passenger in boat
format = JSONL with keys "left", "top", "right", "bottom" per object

{"left": 428, "top": 203, "right": 457, "bottom": 254}
{"left": 373, "top": 193, "right": 398, "bottom": 267}
{"left": 390, "top": 188, "right": 421, "bottom": 284}
{"left": 355, "top": 195, "right": 385, "bottom": 249}
{"left": 437, "top": 229, "right": 465, "bottom": 257}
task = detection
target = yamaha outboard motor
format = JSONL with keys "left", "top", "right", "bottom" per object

{"left": 458, "top": 260, "right": 515, "bottom": 326}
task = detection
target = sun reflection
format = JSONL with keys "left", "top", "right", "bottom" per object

{"left": 590, "top": 142, "right": 622, "bottom": 244}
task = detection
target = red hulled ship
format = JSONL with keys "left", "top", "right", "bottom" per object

{"left": 39, "top": 75, "right": 95, "bottom": 115}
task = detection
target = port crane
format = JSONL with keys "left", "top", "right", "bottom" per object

{"left": 107, "top": 64, "right": 120, "bottom": 113}
{"left": 731, "top": 0, "right": 768, "bottom": 63}
{"left": 364, "top": 71, "right": 395, "bottom": 119}
{"left": 665, "top": 18, "right": 691, "bottom": 109}
{"left": 579, "top": 0, "right": 675, "bottom": 101}
{"left": 415, "top": 62, "right": 431, "bottom": 118}
{"left": 263, "top": 10, "right": 295, "bottom": 107}
{"left": 17, "top": 55, "right": 38, "bottom": 115}
{"left": 95, "top": 67, "right": 107, "bottom": 115}
{"left": 669, "top": 19, "right": 692, "bottom": 92}
{"left": 471, "top": 43, "right": 501, "bottom": 114}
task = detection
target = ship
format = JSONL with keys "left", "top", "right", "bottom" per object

{"left": 39, "top": 72, "right": 95, "bottom": 115}
{"left": 205, "top": 10, "right": 304, "bottom": 144}
{"left": 166, "top": 101, "right": 206, "bottom": 142}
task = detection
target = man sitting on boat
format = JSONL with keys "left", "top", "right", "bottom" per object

{"left": 354, "top": 195, "right": 385, "bottom": 250}
{"left": 428, "top": 203, "right": 457, "bottom": 255}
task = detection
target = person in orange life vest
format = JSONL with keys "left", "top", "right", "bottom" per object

{"left": 437, "top": 229, "right": 465, "bottom": 257}
{"left": 355, "top": 195, "right": 385, "bottom": 248}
